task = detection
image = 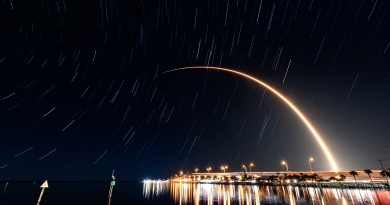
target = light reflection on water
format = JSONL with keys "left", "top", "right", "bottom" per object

{"left": 143, "top": 181, "right": 168, "bottom": 200}
{"left": 144, "top": 182, "right": 390, "bottom": 204}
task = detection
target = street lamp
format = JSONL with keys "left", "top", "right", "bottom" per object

{"left": 242, "top": 165, "right": 247, "bottom": 173}
{"left": 281, "top": 160, "right": 289, "bottom": 172}
{"left": 195, "top": 168, "right": 198, "bottom": 173}
{"left": 207, "top": 167, "right": 212, "bottom": 173}
{"left": 309, "top": 157, "right": 314, "bottom": 173}
{"left": 221, "top": 165, "right": 228, "bottom": 173}
{"left": 180, "top": 171, "right": 183, "bottom": 175}
{"left": 249, "top": 163, "right": 254, "bottom": 172}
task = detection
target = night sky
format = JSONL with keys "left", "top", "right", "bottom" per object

{"left": 1, "top": 0, "right": 390, "bottom": 181}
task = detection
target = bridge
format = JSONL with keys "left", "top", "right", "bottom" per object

{"left": 170, "top": 170, "right": 388, "bottom": 183}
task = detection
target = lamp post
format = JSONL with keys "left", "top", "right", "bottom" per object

{"left": 195, "top": 168, "right": 198, "bottom": 173}
{"left": 180, "top": 171, "right": 183, "bottom": 175}
{"left": 249, "top": 163, "right": 254, "bottom": 172}
{"left": 242, "top": 165, "right": 247, "bottom": 173}
{"left": 207, "top": 167, "right": 212, "bottom": 173}
{"left": 281, "top": 160, "right": 289, "bottom": 172}
{"left": 221, "top": 166, "right": 228, "bottom": 173}
{"left": 309, "top": 157, "right": 314, "bottom": 173}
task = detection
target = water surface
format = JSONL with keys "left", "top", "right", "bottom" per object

{"left": 1, "top": 181, "right": 390, "bottom": 204}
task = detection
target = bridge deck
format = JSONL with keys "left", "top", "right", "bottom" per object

{"left": 171, "top": 170, "right": 387, "bottom": 182}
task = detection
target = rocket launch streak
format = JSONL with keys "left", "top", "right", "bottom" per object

{"left": 160, "top": 66, "right": 339, "bottom": 172}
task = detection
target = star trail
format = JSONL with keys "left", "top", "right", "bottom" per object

{"left": 0, "top": 0, "right": 389, "bottom": 181}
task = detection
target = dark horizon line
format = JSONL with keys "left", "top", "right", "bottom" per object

{"left": 0, "top": 180, "right": 143, "bottom": 183}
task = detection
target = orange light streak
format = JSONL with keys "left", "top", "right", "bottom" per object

{"left": 161, "top": 66, "right": 339, "bottom": 172}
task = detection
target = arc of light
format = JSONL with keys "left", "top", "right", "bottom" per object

{"left": 159, "top": 66, "right": 339, "bottom": 172}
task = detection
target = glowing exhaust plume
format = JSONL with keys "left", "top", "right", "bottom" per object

{"left": 160, "top": 66, "right": 339, "bottom": 172}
